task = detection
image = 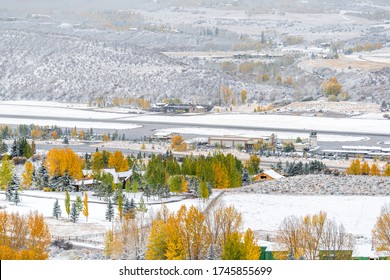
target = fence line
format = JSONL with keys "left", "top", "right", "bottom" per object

{"left": 52, "top": 233, "right": 105, "bottom": 245}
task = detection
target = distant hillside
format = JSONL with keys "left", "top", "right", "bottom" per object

{"left": 0, "top": 28, "right": 294, "bottom": 104}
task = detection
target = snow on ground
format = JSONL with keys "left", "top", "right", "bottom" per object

{"left": 352, "top": 113, "right": 388, "bottom": 120}
{"left": 0, "top": 100, "right": 388, "bottom": 135}
{"left": 128, "top": 113, "right": 390, "bottom": 135}
{"left": 221, "top": 193, "right": 390, "bottom": 242}
{"left": 0, "top": 117, "right": 142, "bottom": 130}
{"left": 0, "top": 100, "right": 91, "bottom": 109}
{"left": 0, "top": 190, "right": 215, "bottom": 237}
{"left": 156, "top": 127, "right": 369, "bottom": 142}
{"left": 0, "top": 102, "right": 133, "bottom": 120}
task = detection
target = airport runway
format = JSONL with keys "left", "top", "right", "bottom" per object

{"left": 1, "top": 113, "right": 389, "bottom": 153}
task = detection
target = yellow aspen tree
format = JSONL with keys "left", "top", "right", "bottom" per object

{"left": 300, "top": 211, "right": 327, "bottom": 260}
{"left": 370, "top": 163, "right": 381, "bottom": 176}
{"left": 346, "top": 159, "right": 361, "bottom": 175}
{"left": 0, "top": 155, "right": 14, "bottom": 190}
{"left": 243, "top": 228, "right": 261, "bottom": 260}
{"left": 221, "top": 232, "right": 244, "bottom": 260}
{"left": 240, "top": 89, "right": 247, "bottom": 104}
{"left": 45, "top": 148, "right": 82, "bottom": 178}
{"left": 361, "top": 162, "right": 370, "bottom": 175}
{"left": 145, "top": 219, "right": 169, "bottom": 260}
{"left": 51, "top": 130, "right": 58, "bottom": 139}
{"left": 0, "top": 211, "right": 51, "bottom": 260}
{"left": 91, "top": 151, "right": 104, "bottom": 175}
{"left": 383, "top": 165, "right": 390, "bottom": 176}
{"left": 27, "top": 211, "right": 51, "bottom": 259}
{"left": 108, "top": 151, "right": 129, "bottom": 172}
{"left": 165, "top": 214, "right": 186, "bottom": 260}
{"left": 171, "top": 135, "right": 187, "bottom": 151}
{"left": 104, "top": 229, "right": 114, "bottom": 258}
{"left": 78, "top": 130, "right": 85, "bottom": 140}
{"left": 21, "top": 161, "right": 34, "bottom": 189}
{"left": 83, "top": 192, "right": 89, "bottom": 222}
{"left": 71, "top": 126, "right": 77, "bottom": 139}
{"left": 181, "top": 205, "right": 210, "bottom": 260}
{"left": 30, "top": 128, "right": 42, "bottom": 140}
{"left": 372, "top": 204, "right": 390, "bottom": 254}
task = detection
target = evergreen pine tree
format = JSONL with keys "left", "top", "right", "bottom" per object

{"left": 128, "top": 198, "right": 137, "bottom": 219}
{"left": 304, "top": 163, "right": 309, "bottom": 175}
{"left": 105, "top": 199, "right": 114, "bottom": 222}
{"left": 10, "top": 140, "right": 18, "bottom": 158}
{"left": 276, "top": 161, "right": 283, "bottom": 172}
{"left": 48, "top": 176, "right": 61, "bottom": 191}
{"left": 70, "top": 202, "right": 79, "bottom": 223}
{"left": 287, "top": 250, "right": 295, "bottom": 260}
{"left": 207, "top": 244, "right": 218, "bottom": 260}
{"left": 53, "top": 198, "right": 62, "bottom": 220}
{"left": 123, "top": 196, "right": 131, "bottom": 216}
{"left": 80, "top": 180, "right": 85, "bottom": 191}
{"left": 5, "top": 184, "right": 13, "bottom": 201}
{"left": 0, "top": 141, "right": 8, "bottom": 153}
{"left": 144, "top": 185, "right": 151, "bottom": 201}
{"left": 61, "top": 171, "right": 72, "bottom": 191}
{"left": 75, "top": 196, "right": 83, "bottom": 213}
{"left": 242, "top": 169, "right": 250, "bottom": 183}
{"left": 37, "top": 164, "right": 49, "bottom": 189}
{"left": 63, "top": 136, "right": 69, "bottom": 145}
{"left": 9, "top": 174, "right": 19, "bottom": 191}
{"left": 13, "top": 188, "right": 20, "bottom": 205}
{"left": 296, "top": 162, "right": 303, "bottom": 175}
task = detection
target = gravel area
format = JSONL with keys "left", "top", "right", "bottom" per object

{"left": 235, "top": 175, "right": 390, "bottom": 196}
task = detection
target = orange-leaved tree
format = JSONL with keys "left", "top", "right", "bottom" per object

{"left": 45, "top": 148, "right": 82, "bottom": 178}
{"left": 108, "top": 151, "right": 129, "bottom": 172}
{"left": 0, "top": 211, "right": 51, "bottom": 260}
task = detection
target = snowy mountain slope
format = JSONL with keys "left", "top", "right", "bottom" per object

{"left": 0, "top": 28, "right": 293, "bottom": 103}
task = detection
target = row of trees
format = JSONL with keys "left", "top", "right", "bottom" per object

{"left": 104, "top": 203, "right": 260, "bottom": 260}
{"left": 0, "top": 211, "right": 51, "bottom": 260}
{"left": 0, "top": 123, "right": 126, "bottom": 143}
{"left": 57, "top": 191, "right": 89, "bottom": 223}
{"left": 275, "top": 211, "right": 355, "bottom": 260}
{"left": 90, "top": 150, "right": 130, "bottom": 173}
{"left": 268, "top": 160, "right": 327, "bottom": 177}
{"left": 346, "top": 159, "right": 390, "bottom": 176}
{"left": 145, "top": 153, "right": 243, "bottom": 192}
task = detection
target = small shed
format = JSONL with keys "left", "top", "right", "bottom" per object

{"left": 254, "top": 169, "right": 284, "bottom": 181}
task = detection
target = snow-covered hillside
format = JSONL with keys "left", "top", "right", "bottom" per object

{"left": 0, "top": 27, "right": 293, "bottom": 103}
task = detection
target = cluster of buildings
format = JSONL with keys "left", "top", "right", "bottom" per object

{"left": 207, "top": 131, "right": 318, "bottom": 152}
{"left": 322, "top": 146, "right": 390, "bottom": 159}
{"left": 150, "top": 103, "right": 214, "bottom": 114}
